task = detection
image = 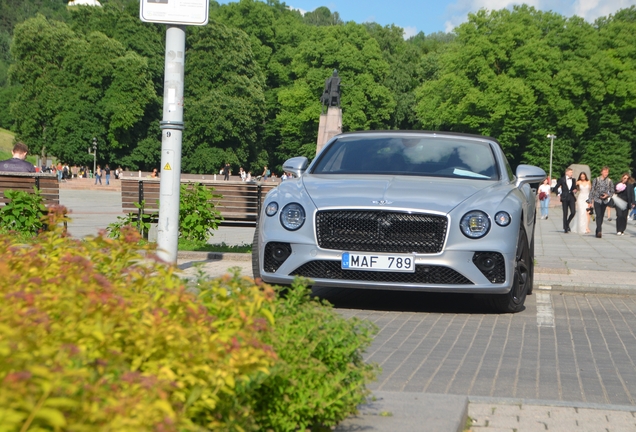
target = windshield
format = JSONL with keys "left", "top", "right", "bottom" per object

{"left": 311, "top": 135, "right": 499, "bottom": 180}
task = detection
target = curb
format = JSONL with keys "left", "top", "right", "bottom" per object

{"left": 176, "top": 251, "right": 251, "bottom": 262}
{"left": 467, "top": 395, "right": 636, "bottom": 413}
{"left": 534, "top": 283, "right": 636, "bottom": 296}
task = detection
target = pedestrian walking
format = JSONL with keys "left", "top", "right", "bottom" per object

{"left": 538, "top": 177, "right": 551, "bottom": 219}
{"left": 104, "top": 164, "right": 111, "bottom": 185}
{"left": 553, "top": 168, "right": 577, "bottom": 233}
{"left": 95, "top": 165, "right": 102, "bottom": 185}
{"left": 223, "top": 163, "right": 231, "bottom": 181}
{"left": 614, "top": 173, "right": 635, "bottom": 235}
{"left": 589, "top": 166, "right": 614, "bottom": 238}
{"left": 571, "top": 172, "right": 592, "bottom": 234}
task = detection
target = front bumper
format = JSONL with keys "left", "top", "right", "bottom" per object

{"left": 258, "top": 242, "right": 515, "bottom": 294}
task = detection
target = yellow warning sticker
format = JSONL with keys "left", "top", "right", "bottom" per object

{"left": 164, "top": 163, "right": 172, "bottom": 170}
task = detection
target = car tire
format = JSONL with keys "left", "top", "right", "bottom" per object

{"left": 527, "top": 234, "right": 535, "bottom": 295}
{"left": 488, "top": 224, "right": 531, "bottom": 313}
{"left": 252, "top": 223, "right": 261, "bottom": 281}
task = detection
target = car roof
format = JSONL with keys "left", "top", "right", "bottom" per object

{"left": 335, "top": 130, "right": 504, "bottom": 150}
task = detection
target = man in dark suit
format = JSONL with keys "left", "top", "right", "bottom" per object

{"left": 553, "top": 168, "right": 577, "bottom": 233}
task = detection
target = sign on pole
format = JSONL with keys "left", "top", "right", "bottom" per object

{"left": 140, "top": 0, "right": 209, "bottom": 26}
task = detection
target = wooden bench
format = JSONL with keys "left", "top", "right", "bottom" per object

{"left": 0, "top": 171, "right": 63, "bottom": 229}
{"left": 0, "top": 172, "right": 60, "bottom": 206}
{"left": 121, "top": 179, "right": 278, "bottom": 228}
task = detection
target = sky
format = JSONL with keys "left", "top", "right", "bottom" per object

{"left": 220, "top": 0, "right": 636, "bottom": 38}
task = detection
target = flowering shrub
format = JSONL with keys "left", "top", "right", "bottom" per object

{"left": 0, "top": 207, "right": 276, "bottom": 431}
{"left": 1, "top": 208, "right": 379, "bottom": 431}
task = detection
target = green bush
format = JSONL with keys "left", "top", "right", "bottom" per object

{"left": 250, "top": 280, "right": 379, "bottom": 431}
{"left": 107, "top": 183, "right": 223, "bottom": 243}
{"left": 179, "top": 183, "right": 223, "bottom": 242}
{"left": 106, "top": 200, "right": 152, "bottom": 239}
{"left": 0, "top": 209, "right": 276, "bottom": 431}
{"left": 1, "top": 210, "right": 378, "bottom": 431}
{"left": 0, "top": 188, "right": 46, "bottom": 234}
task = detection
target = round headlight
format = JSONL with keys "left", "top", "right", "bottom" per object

{"left": 265, "top": 202, "right": 279, "bottom": 217}
{"left": 460, "top": 211, "right": 491, "bottom": 239}
{"left": 494, "top": 211, "right": 511, "bottom": 227}
{"left": 280, "top": 203, "right": 305, "bottom": 231}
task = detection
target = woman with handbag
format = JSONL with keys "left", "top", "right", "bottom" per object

{"left": 614, "top": 173, "right": 635, "bottom": 236}
{"left": 538, "top": 177, "right": 551, "bottom": 219}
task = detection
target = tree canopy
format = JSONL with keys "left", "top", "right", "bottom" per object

{"left": 1, "top": 0, "right": 635, "bottom": 179}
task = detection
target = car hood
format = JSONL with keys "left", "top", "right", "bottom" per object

{"left": 302, "top": 174, "right": 495, "bottom": 214}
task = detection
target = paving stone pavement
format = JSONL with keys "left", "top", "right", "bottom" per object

{"left": 59, "top": 189, "right": 636, "bottom": 431}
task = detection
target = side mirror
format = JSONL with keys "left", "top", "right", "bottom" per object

{"left": 283, "top": 156, "right": 309, "bottom": 178}
{"left": 515, "top": 164, "right": 546, "bottom": 188}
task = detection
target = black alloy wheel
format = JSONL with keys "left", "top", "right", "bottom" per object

{"left": 488, "top": 225, "right": 531, "bottom": 313}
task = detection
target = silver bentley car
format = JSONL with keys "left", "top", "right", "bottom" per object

{"left": 253, "top": 131, "right": 546, "bottom": 312}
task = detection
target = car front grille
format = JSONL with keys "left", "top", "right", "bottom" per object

{"left": 315, "top": 210, "right": 447, "bottom": 254}
{"left": 290, "top": 261, "right": 473, "bottom": 285}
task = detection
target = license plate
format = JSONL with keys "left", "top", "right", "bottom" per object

{"left": 341, "top": 252, "right": 415, "bottom": 273}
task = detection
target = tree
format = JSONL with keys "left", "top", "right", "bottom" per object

{"left": 415, "top": 5, "right": 636, "bottom": 175}
{"left": 275, "top": 22, "right": 395, "bottom": 161}
{"left": 182, "top": 21, "right": 266, "bottom": 174}
{"left": 303, "top": 6, "right": 343, "bottom": 27}
{"left": 10, "top": 14, "right": 157, "bottom": 167}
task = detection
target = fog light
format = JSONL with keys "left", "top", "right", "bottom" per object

{"left": 272, "top": 244, "right": 292, "bottom": 262}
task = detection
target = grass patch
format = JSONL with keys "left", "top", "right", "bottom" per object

{"left": 0, "top": 129, "right": 38, "bottom": 165}
{"left": 178, "top": 238, "right": 252, "bottom": 253}
{"left": 0, "top": 127, "right": 15, "bottom": 153}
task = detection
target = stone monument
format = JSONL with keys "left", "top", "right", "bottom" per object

{"left": 316, "top": 70, "right": 343, "bottom": 155}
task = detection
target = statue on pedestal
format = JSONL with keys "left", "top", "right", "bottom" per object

{"left": 320, "top": 69, "right": 341, "bottom": 113}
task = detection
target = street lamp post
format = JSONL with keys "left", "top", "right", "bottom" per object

{"left": 547, "top": 134, "right": 556, "bottom": 185}
{"left": 88, "top": 137, "right": 97, "bottom": 177}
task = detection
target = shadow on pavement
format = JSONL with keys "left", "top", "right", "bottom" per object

{"left": 311, "top": 286, "right": 510, "bottom": 314}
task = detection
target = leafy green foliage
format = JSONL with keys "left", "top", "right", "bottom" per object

{"left": 6, "top": 1, "right": 636, "bottom": 177}
{"left": 414, "top": 5, "right": 636, "bottom": 177}
{"left": 1, "top": 211, "right": 379, "bottom": 430}
{"left": 183, "top": 20, "right": 266, "bottom": 175}
{"left": 0, "top": 210, "right": 277, "bottom": 431}
{"left": 0, "top": 187, "right": 46, "bottom": 234}
{"left": 106, "top": 200, "right": 152, "bottom": 239}
{"left": 107, "top": 184, "right": 223, "bottom": 243}
{"left": 179, "top": 183, "right": 223, "bottom": 242}
{"left": 9, "top": 12, "right": 158, "bottom": 168}
{"left": 252, "top": 280, "right": 379, "bottom": 431}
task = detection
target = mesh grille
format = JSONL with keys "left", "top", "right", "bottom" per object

{"left": 316, "top": 210, "right": 447, "bottom": 254}
{"left": 291, "top": 261, "right": 472, "bottom": 285}
{"left": 263, "top": 242, "right": 291, "bottom": 273}
{"left": 472, "top": 252, "right": 506, "bottom": 283}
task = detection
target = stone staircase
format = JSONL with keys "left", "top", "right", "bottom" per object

{"left": 58, "top": 177, "right": 121, "bottom": 192}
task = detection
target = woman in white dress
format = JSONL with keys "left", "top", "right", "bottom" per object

{"left": 571, "top": 172, "right": 592, "bottom": 234}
